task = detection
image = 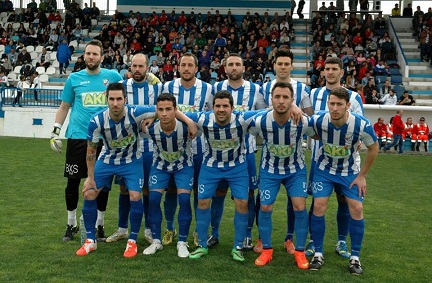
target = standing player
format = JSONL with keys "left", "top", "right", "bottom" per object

{"left": 162, "top": 53, "right": 213, "bottom": 246}
{"left": 308, "top": 87, "right": 378, "bottom": 275}
{"left": 210, "top": 53, "right": 267, "bottom": 250}
{"left": 258, "top": 48, "right": 313, "bottom": 254}
{"left": 105, "top": 53, "right": 163, "bottom": 244}
{"left": 142, "top": 94, "right": 195, "bottom": 258}
{"left": 249, "top": 82, "right": 312, "bottom": 269}
{"left": 76, "top": 83, "right": 156, "bottom": 257}
{"left": 187, "top": 90, "right": 262, "bottom": 261}
{"left": 307, "top": 56, "right": 364, "bottom": 258}
{"left": 50, "top": 40, "right": 122, "bottom": 242}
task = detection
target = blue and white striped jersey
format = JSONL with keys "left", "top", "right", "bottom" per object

{"left": 88, "top": 105, "right": 156, "bottom": 165}
{"left": 308, "top": 112, "right": 377, "bottom": 176}
{"left": 249, "top": 112, "right": 314, "bottom": 174}
{"left": 309, "top": 86, "right": 364, "bottom": 161}
{"left": 213, "top": 80, "right": 266, "bottom": 153}
{"left": 163, "top": 78, "right": 213, "bottom": 155}
{"left": 123, "top": 78, "right": 163, "bottom": 153}
{"left": 186, "top": 110, "right": 260, "bottom": 168}
{"left": 142, "top": 119, "right": 193, "bottom": 172}
{"left": 261, "top": 78, "right": 312, "bottom": 109}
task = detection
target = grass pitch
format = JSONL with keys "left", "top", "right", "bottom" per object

{"left": 0, "top": 137, "right": 431, "bottom": 282}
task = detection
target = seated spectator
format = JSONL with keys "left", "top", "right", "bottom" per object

{"left": 73, "top": 55, "right": 86, "bottom": 72}
{"left": 199, "top": 65, "right": 211, "bottom": 83}
{"left": 380, "top": 36, "right": 395, "bottom": 60}
{"left": 101, "top": 51, "right": 113, "bottom": 69}
{"left": 374, "top": 59, "right": 389, "bottom": 76}
{"left": 398, "top": 90, "right": 416, "bottom": 105}
{"left": 379, "top": 80, "right": 391, "bottom": 96}
{"left": 379, "top": 88, "right": 398, "bottom": 105}
{"left": 413, "top": 117, "right": 430, "bottom": 152}
{"left": 112, "top": 50, "right": 126, "bottom": 72}
{"left": 35, "top": 48, "right": 51, "bottom": 70}
{"left": 365, "top": 38, "right": 378, "bottom": 55}
{"left": 364, "top": 77, "right": 380, "bottom": 104}
{"left": 210, "top": 57, "right": 221, "bottom": 72}
{"left": 402, "top": 117, "right": 416, "bottom": 151}
{"left": 149, "top": 60, "right": 159, "bottom": 75}
{"left": 374, "top": 117, "right": 390, "bottom": 149}
{"left": 345, "top": 69, "right": 358, "bottom": 91}
{"left": 0, "top": 70, "right": 9, "bottom": 87}
{"left": 71, "top": 23, "right": 83, "bottom": 43}
{"left": 361, "top": 69, "right": 373, "bottom": 85}
{"left": 16, "top": 47, "right": 32, "bottom": 66}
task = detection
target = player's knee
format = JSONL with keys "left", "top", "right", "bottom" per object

{"left": 129, "top": 191, "right": 141, "bottom": 202}
{"left": 260, "top": 204, "right": 273, "bottom": 212}
{"left": 197, "top": 199, "right": 211, "bottom": 209}
{"left": 312, "top": 201, "right": 327, "bottom": 216}
{"left": 349, "top": 202, "right": 363, "bottom": 219}
{"left": 234, "top": 199, "right": 248, "bottom": 213}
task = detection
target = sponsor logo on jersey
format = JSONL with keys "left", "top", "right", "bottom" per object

{"left": 268, "top": 144, "right": 296, "bottom": 157}
{"left": 110, "top": 134, "right": 136, "bottom": 148}
{"left": 160, "top": 150, "right": 183, "bottom": 162}
{"left": 323, "top": 143, "right": 350, "bottom": 158}
{"left": 178, "top": 104, "right": 197, "bottom": 112}
{"left": 210, "top": 138, "right": 239, "bottom": 150}
{"left": 82, "top": 92, "right": 107, "bottom": 106}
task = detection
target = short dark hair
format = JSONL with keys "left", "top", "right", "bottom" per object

{"left": 156, "top": 93, "right": 177, "bottom": 107}
{"left": 274, "top": 48, "right": 294, "bottom": 63}
{"left": 224, "top": 53, "right": 243, "bottom": 66}
{"left": 271, "top": 81, "right": 294, "bottom": 99}
{"left": 329, "top": 87, "right": 349, "bottom": 103}
{"left": 324, "top": 56, "right": 343, "bottom": 69}
{"left": 213, "top": 90, "right": 233, "bottom": 107}
{"left": 179, "top": 52, "right": 198, "bottom": 67}
{"left": 106, "top": 82, "right": 126, "bottom": 98}
{"left": 85, "top": 39, "right": 103, "bottom": 56}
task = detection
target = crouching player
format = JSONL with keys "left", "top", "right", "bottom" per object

{"left": 308, "top": 87, "right": 378, "bottom": 275}
{"left": 249, "top": 82, "right": 313, "bottom": 269}
{"left": 142, "top": 93, "right": 197, "bottom": 258}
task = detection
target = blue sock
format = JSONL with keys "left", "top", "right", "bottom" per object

{"left": 142, "top": 194, "right": 150, "bottom": 229}
{"left": 350, "top": 218, "right": 365, "bottom": 258}
{"left": 118, "top": 193, "right": 130, "bottom": 229}
{"left": 148, "top": 191, "right": 163, "bottom": 240}
{"left": 294, "top": 209, "right": 308, "bottom": 250}
{"left": 285, "top": 198, "right": 295, "bottom": 241}
{"left": 129, "top": 199, "right": 143, "bottom": 241}
{"left": 82, "top": 199, "right": 97, "bottom": 241}
{"left": 310, "top": 214, "right": 325, "bottom": 254}
{"left": 164, "top": 192, "right": 177, "bottom": 231}
{"left": 233, "top": 211, "right": 248, "bottom": 249}
{"left": 337, "top": 201, "right": 350, "bottom": 242}
{"left": 255, "top": 194, "right": 260, "bottom": 227}
{"left": 177, "top": 193, "right": 192, "bottom": 242}
{"left": 196, "top": 207, "right": 211, "bottom": 248}
{"left": 258, "top": 210, "right": 272, "bottom": 248}
{"left": 246, "top": 195, "right": 255, "bottom": 238}
{"left": 210, "top": 195, "right": 225, "bottom": 239}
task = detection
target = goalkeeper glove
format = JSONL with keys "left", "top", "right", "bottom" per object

{"left": 146, "top": 73, "right": 160, "bottom": 85}
{"left": 50, "top": 123, "right": 63, "bottom": 153}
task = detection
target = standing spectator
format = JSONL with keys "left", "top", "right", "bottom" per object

{"left": 364, "top": 77, "right": 379, "bottom": 104}
{"left": 30, "top": 71, "right": 41, "bottom": 102}
{"left": 419, "top": 26, "right": 431, "bottom": 62}
{"left": 383, "top": 110, "right": 405, "bottom": 153}
{"left": 12, "top": 75, "right": 25, "bottom": 107}
{"left": 57, "top": 40, "right": 72, "bottom": 75}
{"left": 403, "top": 3, "right": 413, "bottom": 17}
{"left": 391, "top": 3, "right": 401, "bottom": 17}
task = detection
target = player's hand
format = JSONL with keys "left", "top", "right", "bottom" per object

{"left": 350, "top": 175, "right": 366, "bottom": 199}
{"left": 186, "top": 121, "right": 198, "bottom": 139}
{"left": 142, "top": 118, "right": 155, "bottom": 131}
{"left": 50, "top": 125, "right": 63, "bottom": 153}
{"left": 288, "top": 103, "right": 302, "bottom": 125}
{"left": 146, "top": 73, "right": 160, "bottom": 85}
{"left": 82, "top": 178, "right": 97, "bottom": 196}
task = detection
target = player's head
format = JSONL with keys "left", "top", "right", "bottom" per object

{"left": 213, "top": 90, "right": 234, "bottom": 126}
{"left": 156, "top": 93, "right": 177, "bottom": 125}
{"left": 106, "top": 82, "right": 126, "bottom": 120}
{"left": 274, "top": 48, "right": 294, "bottom": 81}
{"left": 328, "top": 87, "right": 350, "bottom": 122}
{"left": 324, "top": 57, "right": 344, "bottom": 87}
{"left": 131, "top": 53, "right": 149, "bottom": 83}
{"left": 179, "top": 52, "right": 198, "bottom": 82}
{"left": 271, "top": 81, "right": 294, "bottom": 115}
{"left": 225, "top": 53, "right": 244, "bottom": 82}
{"left": 84, "top": 40, "right": 103, "bottom": 71}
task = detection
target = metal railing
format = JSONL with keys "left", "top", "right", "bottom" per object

{"left": 0, "top": 87, "right": 62, "bottom": 107}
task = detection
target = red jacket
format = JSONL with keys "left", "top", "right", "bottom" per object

{"left": 392, "top": 114, "right": 405, "bottom": 135}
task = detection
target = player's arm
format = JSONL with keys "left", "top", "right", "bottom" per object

{"left": 50, "top": 101, "right": 72, "bottom": 153}
{"left": 82, "top": 141, "right": 98, "bottom": 194}
{"left": 350, "top": 141, "right": 379, "bottom": 198}
{"left": 288, "top": 103, "right": 302, "bottom": 124}
{"left": 302, "top": 106, "right": 314, "bottom": 117}
{"left": 175, "top": 110, "right": 198, "bottom": 139}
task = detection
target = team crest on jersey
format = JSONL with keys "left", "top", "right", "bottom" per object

{"left": 290, "top": 129, "right": 298, "bottom": 139}
{"left": 268, "top": 144, "right": 296, "bottom": 157}
{"left": 103, "top": 79, "right": 109, "bottom": 86}
{"left": 345, "top": 134, "right": 353, "bottom": 144}
{"left": 148, "top": 91, "right": 154, "bottom": 98}
{"left": 234, "top": 105, "right": 249, "bottom": 112}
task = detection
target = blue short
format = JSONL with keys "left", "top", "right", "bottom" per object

{"left": 310, "top": 166, "right": 364, "bottom": 202}
{"left": 149, "top": 166, "right": 194, "bottom": 191}
{"left": 95, "top": 158, "right": 144, "bottom": 193}
{"left": 246, "top": 152, "right": 258, "bottom": 190}
{"left": 259, "top": 168, "right": 308, "bottom": 205}
{"left": 114, "top": 151, "right": 152, "bottom": 188}
{"left": 198, "top": 162, "right": 249, "bottom": 200}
